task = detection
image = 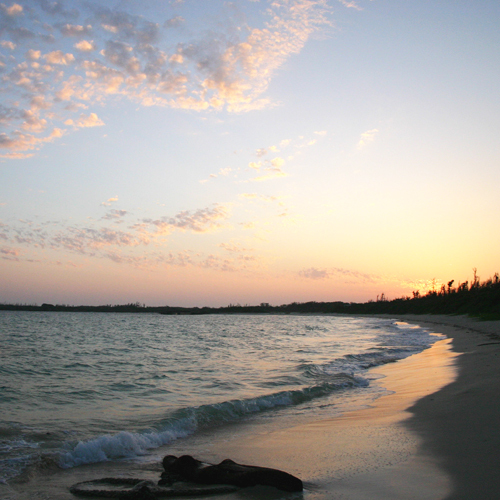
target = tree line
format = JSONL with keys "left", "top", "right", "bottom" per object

{"left": 1, "top": 270, "right": 499, "bottom": 319}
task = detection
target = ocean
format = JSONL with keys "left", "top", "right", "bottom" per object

{"left": 0, "top": 311, "right": 443, "bottom": 488}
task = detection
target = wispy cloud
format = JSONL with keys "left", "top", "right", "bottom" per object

{"left": 0, "top": 202, "right": 237, "bottom": 268}
{"left": 299, "top": 266, "right": 378, "bottom": 283}
{"left": 0, "top": 246, "right": 21, "bottom": 260}
{"left": 142, "top": 204, "right": 232, "bottom": 235}
{"left": 101, "top": 209, "right": 128, "bottom": 221}
{"left": 249, "top": 155, "right": 287, "bottom": 181}
{"left": 0, "top": 204, "right": 272, "bottom": 275}
{"left": 202, "top": 132, "right": 325, "bottom": 184}
{"left": 337, "top": 0, "right": 363, "bottom": 11}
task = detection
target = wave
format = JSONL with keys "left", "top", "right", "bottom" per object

{"left": 59, "top": 374, "right": 366, "bottom": 468}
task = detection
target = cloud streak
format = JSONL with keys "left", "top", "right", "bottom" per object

{"left": 0, "top": 203, "right": 234, "bottom": 265}
{"left": 299, "top": 266, "right": 378, "bottom": 283}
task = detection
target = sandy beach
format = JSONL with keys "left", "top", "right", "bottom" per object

{"left": 176, "top": 314, "right": 500, "bottom": 500}
{"left": 3, "top": 314, "right": 499, "bottom": 500}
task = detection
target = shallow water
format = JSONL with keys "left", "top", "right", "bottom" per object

{"left": 0, "top": 311, "right": 441, "bottom": 484}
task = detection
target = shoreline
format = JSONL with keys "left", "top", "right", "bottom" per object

{"left": 398, "top": 315, "right": 500, "bottom": 500}
{"left": 4, "top": 315, "right": 498, "bottom": 500}
{"left": 188, "top": 314, "right": 500, "bottom": 499}
{"left": 203, "top": 319, "right": 460, "bottom": 500}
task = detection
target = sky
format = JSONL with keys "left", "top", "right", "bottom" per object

{"left": 1, "top": 0, "right": 499, "bottom": 307}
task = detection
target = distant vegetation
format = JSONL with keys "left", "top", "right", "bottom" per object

{"left": 1, "top": 270, "right": 499, "bottom": 319}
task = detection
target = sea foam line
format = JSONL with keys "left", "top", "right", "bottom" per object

{"left": 59, "top": 376, "right": 366, "bottom": 468}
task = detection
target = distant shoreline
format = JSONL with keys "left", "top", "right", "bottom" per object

{"left": 1, "top": 279, "right": 499, "bottom": 320}
{"left": 1, "top": 272, "right": 498, "bottom": 317}
{"left": 2, "top": 271, "right": 499, "bottom": 317}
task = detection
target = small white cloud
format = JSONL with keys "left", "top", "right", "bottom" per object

{"left": 26, "top": 49, "right": 41, "bottom": 60}
{"left": 101, "top": 196, "right": 119, "bottom": 206}
{"left": 249, "top": 161, "right": 261, "bottom": 170}
{"left": 74, "top": 40, "right": 96, "bottom": 52}
{"left": 102, "top": 24, "right": 119, "bottom": 33}
{"left": 357, "top": 128, "right": 379, "bottom": 149}
{"left": 72, "top": 113, "right": 104, "bottom": 128}
{"left": 44, "top": 50, "right": 75, "bottom": 65}
{"left": 169, "top": 53, "right": 183, "bottom": 64}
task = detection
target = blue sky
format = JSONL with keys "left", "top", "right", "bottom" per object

{"left": 1, "top": 0, "right": 499, "bottom": 306}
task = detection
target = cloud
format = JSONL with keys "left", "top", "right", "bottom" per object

{"left": 60, "top": 24, "right": 92, "bottom": 37}
{"left": 101, "top": 196, "right": 119, "bottom": 206}
{"left": 1, "top": 3, "right": 23, "bottom": 16}
{"left": 337, "top": 0, "right": 363, "bottom": 10}
{"left": 0, "top": 202, "right": 268, "bottom": 273}
{"left": 143, "top": 204, "right": 231, "bottom": 235}
{"left": 74, "top": 40, "right": 96, "bottom": 52}
{"left": 1, "top": 40, "right": 16, "bottom": 49}
{"left": 0, "top": 127, "right": 65, "bottom": 156}
{"left": 0, "top": 247, "right": 21, "bottom": 259}
{"left": 101, "top": 209, "right": 128, "bottom": 221}
{"left": 21, "top": 110, "right": 47, "bottom": 132}
{"left": 44, "top": 50, "right": 75, "bottom": 65}
{"left": 50, "top": 226, "right": 150, "bottom": 253}
{"left": 199, "top": 253, "right": 257, "bottom": 273}
{"left": 357, "top": 128, "right": 379, "bottom": 149}
{"left": 250, "top": 156, "right": 287, "bottom": 181}
{"left": 26, "top": 49, "right": 41, "bottom": 60}
{"left": 299, "top": 267, "right": 330, "bottom": 280}
{"left": 219, "top": 242, "right": 253, "bottom": 253}
{"left": 299, "top": 266, "right": 377, "bottom": 282}
{"left": 249, "top": 161, "right": 262, "bottom": 170}
{"left": 65, "top": 112, "right": 104, "bottom": 128}
{"left": 271, "top": 157, "right": 285, "bottom": 168}
{"left": 0, "top": 0, "right": 334, "bottom": 157}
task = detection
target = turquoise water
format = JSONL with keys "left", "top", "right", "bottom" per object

{"left": 0, "top": 311, "right": 441, "bottom": 482}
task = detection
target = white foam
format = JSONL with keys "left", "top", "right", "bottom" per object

{"left": 59, "top": 424, "right": 193, "bottom": 468}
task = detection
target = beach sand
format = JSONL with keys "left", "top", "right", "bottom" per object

{"left": 2, "top": 314, "right": 499, "bottom": 500}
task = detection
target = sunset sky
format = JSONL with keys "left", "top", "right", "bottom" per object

{"left": 1, "top": 0, "right": 499, "bottom": 307}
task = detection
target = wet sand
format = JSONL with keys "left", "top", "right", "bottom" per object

{"left": 3, "top": 314, "right": 498, "bottom": 500}
{"left": 194, "top": 314, "right": 500, "bottom": 500}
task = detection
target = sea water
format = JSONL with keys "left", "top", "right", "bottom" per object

{"left": 0, "top": 311, "right": 442, "bottom": 484}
